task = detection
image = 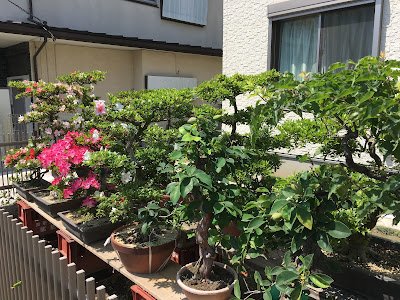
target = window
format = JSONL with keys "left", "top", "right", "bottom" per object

{"left": 161, "top": 0, "right": 208, "bottom": 26}
{"left": 269, "top": 0, "right": 382, "bottom": 78}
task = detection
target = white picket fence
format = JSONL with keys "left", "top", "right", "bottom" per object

{"left": 0, "top": 209, "right": 118, "bottom": 300}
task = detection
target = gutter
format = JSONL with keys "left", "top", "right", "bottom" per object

{"left": 32, "top": 36, "right": 47, "bottom": 81}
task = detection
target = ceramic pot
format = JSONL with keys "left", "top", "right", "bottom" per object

{"left": 111, "top": 223, "right": 176, "bottom": 274}
{"left": 176, "top": 261, "right": 238, "bottom": 300}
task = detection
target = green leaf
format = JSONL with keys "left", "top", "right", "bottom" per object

{"left": 263, "top": 291, "right": 272, "bottom": 300}
{"left": 283, "top": 251, "right": 291, "bottom": 267}
{"left": 326, "top": 221, "right": 351, "bottom": 239}
{"left": 213, "top": 202, "right": 224, "bottom": 214}
{"left": 194, "top": 170, "right": 212, "bottom": 187}
{"left": 329, "top": 62, "right": 347, "bottom": 71}
{"left": 248, "top": 217, "right": 265, "bottom": 229}
{"left": 170, "top": 150, "right": 182, "bottom": 160}
{"left": 170, "top": 185, "right": 181, "bottom": 204}
{"left": 296, "top": 207, "right": 313, "bottom": 230}
{"left": 309, "top": 274, "right": 333, "bottom": 288}
{"left": 234, "top": 280, "right": 241, "bottom": 298}
{"left": 216, "top": 157, "right": 226, "bottom": 168}
{"left": 180, "top": 178, "right": 193, "bottom": 198}
{"left": 291, "top": 285, "right": 302, "bottom": 300}
{"left": 316, "top": 232, "right": 333, "bottom": 252}
{"left": 276, "top": 270, "right": 299, "bottom": 285}
{"left": 270, "top": 200, "right": 289, "bottom": 215}
{"left": 147, "top": 203, "right": 160, "bottom": 210}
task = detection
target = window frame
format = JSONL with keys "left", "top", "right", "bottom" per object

{"left": 125, "top": 0, "right": 158, "bottom": 8}
{"left": 267, "top": 0, "right": 383, "bottom": 71}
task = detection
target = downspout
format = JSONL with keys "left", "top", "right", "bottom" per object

{"left": 27, "top": 0, "right": 51, "bottom": 81}
{"left": 32, "top": 36, "right": 47, "bottom": 81}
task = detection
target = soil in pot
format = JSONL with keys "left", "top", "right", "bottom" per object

{"left": 111, "top": 224, "right": 177, "bottom": 274}
{"left": 180, "top": 264, "right": 235, "bottom": 291}
{"left": 64, "top": 211, "right": 112, "bottom": 228}
{"left": 32, "top": 190, "right": 83, "bottom": 217}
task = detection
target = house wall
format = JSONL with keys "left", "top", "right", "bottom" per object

{"left": 32, "top": 42, "right": 222, "bottom": 99}
{"left": 223, "top": 0, "right": 399, "bottom": 76}
{"left": 2, "top": 0, "right": 222, "bottom": 49}
{"left": 0, "top": 88, "right": 12, "bottom": 140}
{"left": 223, "top": 0, "right": 400, "bottom": 177}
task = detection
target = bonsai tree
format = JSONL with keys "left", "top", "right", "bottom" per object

{"left": 8, "top": 70, "right": 105, "bottom": 143}
{"left": 255, "top": 55, "right": 400, "bottom": 260}
{"left": 157, "top": 107, "right": 253, "bottom": 280}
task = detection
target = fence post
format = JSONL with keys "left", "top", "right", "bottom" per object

{"left": 15, "top": 222, "right": 27, "bottom": 300}
{"left": 38, "top": 240, "right": 49, "bottom": 300}
{"left": 76, "top": 269, "right": 86, "bottom": 300}
{"left": 86, "top": 277, "right": 96, "bottom": 300}
{"left": 0, "top": 211, "right": 11, "bottom": 300}
{"left": 45, "top": 244, "right": 55, "bottom": 299}
{"left": 25, "top": 230, "right": 37, "bottom": 298}
{"left": 67, "top": 263, "right": 77, "bottom": 300}
{"left": 10, "top": 218, "right": 22, "bottom": 300}
{"left": 32, "top": 235, "right": 42, "bottom": 300}
{"left": 59, "top": 256, "right": 69, "bottom": 300}
{"left": 5, "top": 214, "right": 14, "bottom": 300}
{"left": 52, "top": 250, "right": 61, "bottom": 300}
{"left": 96, "top": 285, "right": 106, "bottom": 300}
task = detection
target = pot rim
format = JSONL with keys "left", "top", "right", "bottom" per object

{"left": 111, "top": 223, "right": 177, "bottom": 250}
{"left": 176, "top": 261, "right": 238, "bottom": 296}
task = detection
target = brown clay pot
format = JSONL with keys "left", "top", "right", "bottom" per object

{"left": 111, "top": 223, "right": 176, "bottom": 274}
{"left": 176, "top": 261, "right": 238, "bottom": 300}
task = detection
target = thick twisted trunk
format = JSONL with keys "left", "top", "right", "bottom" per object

{"left": 195, "top": 208, "right": 215, "bottom": 280}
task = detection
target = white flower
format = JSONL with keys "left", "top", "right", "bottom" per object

{"left": 94, "top": 191, "right": 105, "bottom": 197}
{"left": 18, "top": 115, "right": 24, "bottom": 123}
{"left": 111, "top": 207, "right": 117, "bottom": 213}
{"left": 115, "top": 103, "right": 124, "bottom": 112}
{"left": 83, "top": 150, "right": 91, "bottom": 162}
{"left": 121, "top": 171, "right": 132, "bottom": 184}
{"left": 121, "top": 123, "right": 128, "bottom": 130}
{"left": 173, "top": 143, "right": 182, "bottom": 150}
{"left": 74, "top": 116, "right": 83, "bottom": 124}
{"left": 73, "top": 99, "right": 79, "bottom": 105}
{"left": 92, "top": 129, "right": 100, "bottom": 141}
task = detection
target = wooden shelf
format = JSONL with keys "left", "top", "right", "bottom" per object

{"left": 21, "top": 198, "right": 187, "bottom": 300}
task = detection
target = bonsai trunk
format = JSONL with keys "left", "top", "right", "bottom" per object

{"left": 195, "top": 207, "right": 215, "bottom": 281}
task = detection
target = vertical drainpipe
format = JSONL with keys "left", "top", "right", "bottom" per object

{"left": 32, "top": 36, "right": 47, "bottom": 81}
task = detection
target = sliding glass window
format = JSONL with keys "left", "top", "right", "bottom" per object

{"left": 272, "top": 4, "right": 375, "bottom": 78}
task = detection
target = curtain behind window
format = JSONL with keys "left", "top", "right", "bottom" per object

{"left": 278, "top": 16, "right": 319, "bottom": 79}
{"left": 320, "top": 5, "right": 374, "bottom": 72}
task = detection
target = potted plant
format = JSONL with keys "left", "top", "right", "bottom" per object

{"left": 151, "top": 108, "right": 256, "bottom": 299}
{"left": 4, "top": 143, "right": 50, "bottom": 201}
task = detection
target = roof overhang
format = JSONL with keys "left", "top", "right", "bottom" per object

{"left": 0, "top": 21, "right": 222, "bottom": 57}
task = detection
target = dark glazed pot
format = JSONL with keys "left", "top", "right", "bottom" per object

{"left": 58, "top": 210, "right": 122, "bottom": 244}
{"left": 30, "top": 190, "right": 83, "bottom": 217}
{"left": 13, "top": 180, "right": 50, "bottom": 202}
{"left": 111, "top": 223, "right": 176, "bottom": 274}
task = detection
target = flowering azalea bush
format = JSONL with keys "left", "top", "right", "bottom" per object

{"left": 8, "top": 70, "right": 106, "bottom": 142}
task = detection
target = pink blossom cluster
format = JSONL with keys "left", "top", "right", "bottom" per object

{"left": 62, "top": 172, "right": 101, "bottom": 199}
{"left": 38, "top": 131, "right": 92, "bottom": 176}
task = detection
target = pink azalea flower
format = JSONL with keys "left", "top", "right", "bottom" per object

{"left": 31, "top": 103, "right": 37, "bottom": 109}
{"left": 60, "top": 105, "right": 66, "bottom": 112}
{"left": 45, "top": 128, "right": 52, "bottom": 135}
{"left": 63, "top": 187, "right": 74, "bottom": 199}
{"left": 51, "top": 177, "right": 63, "bottom": 185}
{"left": 82, "top": 197, "right": 97, "bottom": 208}
{"left": 25, "top": 87, "right": 32, "bottom": 93}
{"left": 36, "top": 87, "right": 42, "bottom": 93}
{"left": 94, "top": 100, "right": 106, "bottom": 116}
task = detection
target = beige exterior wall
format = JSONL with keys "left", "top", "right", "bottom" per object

{"left": 0, "top": 88, "right": 12, "bottom": 140}
{"left": 32, "top": 42, "right": 222, "bottom": 99}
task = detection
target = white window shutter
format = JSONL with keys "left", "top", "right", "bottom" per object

{"left": 162, "top": 0, "right": 208, "bottom": 26}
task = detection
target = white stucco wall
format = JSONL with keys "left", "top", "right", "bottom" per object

{"left": 2, "top": 0, "right": 222, "bottom": 49}
{"left": 223, "top": 0, "right": 399, "bottom": 176}
{"left": 223, "top": 0, "right": 399, "bottom": 75}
